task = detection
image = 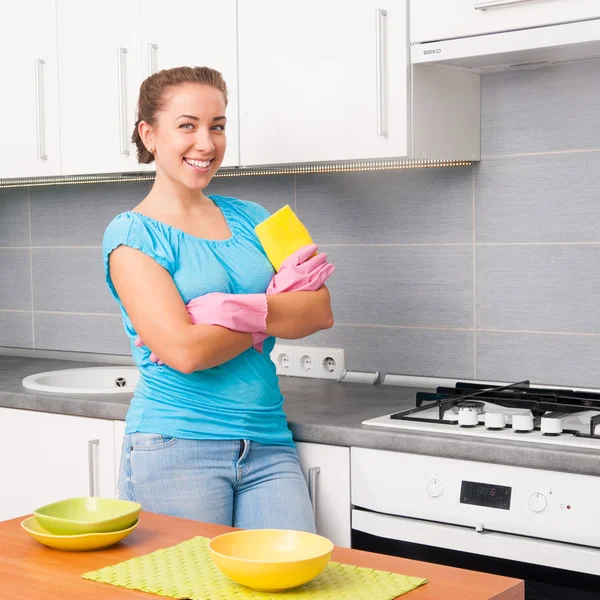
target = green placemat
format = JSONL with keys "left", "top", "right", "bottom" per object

{"left": 82, "top": 536, "right": 427, "bottom": 599}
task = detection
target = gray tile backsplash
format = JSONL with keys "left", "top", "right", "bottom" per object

{"left": 0, "top": 312, "right": 33, "bottom": 348}
{"left": 34, "top": 313, "right": 130, "bottom": 355}
{"left": 30, "top": 182, "right": 152, "bottom": 247}
{"left": 296, "top": 169, "right": 473, "bottom": 244}
{"left": 481, "top": 59, "right": 600, "bottom": 156}
{"left": 476, "top": 245, "right": 600, "bottom": 334}
{"left": 1, "top": 58, "right": 599, "bottom": 387}
{"left": 325, "top": 245, "right": 473, "bottom": 328}
{"left": 32, "top": 248, "right": 116, "bottom": 313}
{"left": 475, "top": 152, "right": 600, "bottom": 243}
{"left": 0, "top": 250, "right": 32, "bottom": 310}
{"left": 0, "top": 188, "right": 29, "bottom": 246}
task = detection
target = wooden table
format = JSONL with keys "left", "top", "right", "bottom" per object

{"left": 0, "top": 511, "right": 524, "bottom": 599}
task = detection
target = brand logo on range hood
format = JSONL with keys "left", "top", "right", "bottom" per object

{"left": 423, "top": 48, "right": 442, "bottom": 55}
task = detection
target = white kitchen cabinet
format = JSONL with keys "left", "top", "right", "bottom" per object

{"left": 114, "top": 420, "right": 127, "bottom": 498}
{"left": 237, "top": 1, "right": 410, "bottom": 165}
{"left": 56, "top": 0, "right": 143, "bottom": 176}
{"left": 296, "top": 441, "right": 351, "bottom": 548}
{"left": 140, "top": 0, "right": 240, "bottom": 167}
{"left": 0, "top": 1, "right": 61, "bottom": 179}
{"left": 411, "top": 0, "right": 600, "bottom": 44}
{"left": 0, "top": 408, "right": 115, "bottom": 522}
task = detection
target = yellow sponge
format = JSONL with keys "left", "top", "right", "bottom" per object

{"left": 255, "top": 205, "right": 314, "bottom": 272}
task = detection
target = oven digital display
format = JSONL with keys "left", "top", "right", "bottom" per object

{"left": 460, "top": 481, "right": 511, "bottom": 510}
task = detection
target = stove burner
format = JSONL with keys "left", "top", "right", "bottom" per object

{"left": 388, "top": 379, "right": 600, "bottom": 441}
{"left": 455, "top": 400, "right": 485, "bottom": 409}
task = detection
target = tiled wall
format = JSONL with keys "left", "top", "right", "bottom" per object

{"left": 1, "top": 59, "right": 600, "bottom": 387}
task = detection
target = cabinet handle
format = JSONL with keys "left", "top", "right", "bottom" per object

{"left": 475, "top": 0, "right": 536, "bottom": 10}
{"left": 147, "top": 43, "right": 158, "bottom": 76}
{"left": 34, "top": 59, "right": 47, "bottom": 160}
{"left": 375, "top": 9, "right": 388, "bottom": 137}
{"left": 117, "top": 47, "right": 130, "bottom": 155}
{"left": 308, "top": 466, "right": 320, "bottom": 517}
{"left": 88, "top": 439, "right": 99, "bottom": 497}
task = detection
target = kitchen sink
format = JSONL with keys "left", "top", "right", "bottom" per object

{"left": 22, "top": 367, "right": 139, "bottom": 394}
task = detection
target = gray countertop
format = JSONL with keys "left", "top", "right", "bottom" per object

{"left": 1, "top": 355, "right": 599, "bottom": 476}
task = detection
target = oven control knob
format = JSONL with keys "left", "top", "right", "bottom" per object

{"left": 541, "top": 416, "right": 563, "bottom": 436}
{"left": 485, "top": 412, "right": 506, "bottom": 430}
{"left": 512, "top": 412, "right": 534, "bottom": 433}
{"left": 528, "top": 492, "right": 547, "bottom": 513}
{"left": 427, "top": 479, "right": 444, "bottom": 498}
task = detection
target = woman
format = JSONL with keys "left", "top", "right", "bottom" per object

{"left": 103, "top": 66, "right": 334, "bottom": 532}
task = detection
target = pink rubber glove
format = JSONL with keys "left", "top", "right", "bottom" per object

{"left": 135, "top": 293, "right": 268, "bottom": 364}
{"left": 268, "top": 244, "right": 335, "bottom": 294}
{"left": 252, "top": 245, "right": 336, "bottom": 349}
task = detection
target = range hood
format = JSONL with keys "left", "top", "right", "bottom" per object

{"left": 411, "top": 18, "right": 600, "bottom": 72}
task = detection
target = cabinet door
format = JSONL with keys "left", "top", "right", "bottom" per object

{"left": 411, "top": 0, "right": 600, "bottom": 43}
{"left": 0, "top": 1, "right": 61, "bottom": 179}
{"left": 114, "top": 420, "right": 126, "bottom": 498}
{"left": 238, "top": 1, "right": 408, "bottom": 166}
{"left": 0, "top": 408, "right": 115, "bottom": 522}
{"left": 141, "top": 0, "right": 240, "bottom": 167}
{"left": 296, "top": 442, "right": 351, "bottom": 548}
{"left": 56, "top": 0, "right": 142, "bottom": 176}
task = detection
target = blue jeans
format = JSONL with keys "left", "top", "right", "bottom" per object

{"left": 119, "top": 433, "right": 316, "bottom": 533}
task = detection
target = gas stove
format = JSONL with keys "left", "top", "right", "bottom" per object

{"left": 363, "top": 380, "right": 600, "bottom": 449}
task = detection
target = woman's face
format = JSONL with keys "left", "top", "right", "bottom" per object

{"left": 149, "top": 83, "right": 227, "bottom": 191}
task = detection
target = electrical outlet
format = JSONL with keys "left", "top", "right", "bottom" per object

{"left": 271, "top": 344, "right": 345, "bottom": 380}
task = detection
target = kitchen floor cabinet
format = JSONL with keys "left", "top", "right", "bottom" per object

{"left": 113, "top": 423, "right": 351, "bottom": 546}
{"left": 296, "top": 441, "right": 351, "bottom": 548}
{"left": 56, "top": 0, "right": 143, "bottom": 176}
{"left": 0, "top": 1, "right": 61, "bottom": 179}
{"left": 411, "top": 0, "right": 600, "bottom": 43}
{"left": 0, "top": 408, "right": 116, "bottom": 522}
{"left": 140, "top": 0, "right": 240, "bottom": 168}
{"left": 237, "top": 0, "right": 409, "bottom": 165}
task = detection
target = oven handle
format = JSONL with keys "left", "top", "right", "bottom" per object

{"left": 352, "top": 509, "right": 600, "bottom": 576}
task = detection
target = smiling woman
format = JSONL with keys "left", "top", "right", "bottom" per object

{"left": 100, "top": 66, "right": 334, "bottom": 533}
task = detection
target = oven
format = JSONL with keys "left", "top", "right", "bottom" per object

{"left": 351, "top": 448, "right": 600, "bottom": 600}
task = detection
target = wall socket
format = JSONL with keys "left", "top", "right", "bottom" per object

{"left": 271, "top": 344, "right": 346, "bottom": 381}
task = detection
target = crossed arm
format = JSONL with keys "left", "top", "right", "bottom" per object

{"left": 109, "top": 246, "right": 334, "bottom": 374}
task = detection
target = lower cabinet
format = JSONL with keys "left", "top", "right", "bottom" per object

{"left": 0, "top": 409, "right": 351, "bottom": 548}
{"left": 113, "top": 424, "right": 351, "bottom": 546}
{"left": 296, "top": 441, "right": 351, "bottom": 548}
{"left": 0, "top": 407, "right": 116, "bottom": 521}
{"left": 114, "top": 420, "right": 126, "bottom": 499}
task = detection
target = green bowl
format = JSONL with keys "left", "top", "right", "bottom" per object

{"left": 33, "top": 497, "right": 141, "bottom": 535}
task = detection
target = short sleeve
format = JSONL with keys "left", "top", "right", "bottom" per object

{"left": 102, "top": 212, "right": 175, "bottom": 302}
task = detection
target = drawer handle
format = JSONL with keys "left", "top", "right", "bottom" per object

{"left": 375, "top": 8, "right": 388, "bottom": 137}
{"left": 88, "top": 439, "right": 99, "bottom": 497}
{"left": 117, "top": 47, "right": 130, "bottom": 155}
{"left": 475, "top": 0, "right": 537, "bottom": 10}
{"left": 308, "top": 466, "right": 321, "bottom": 517}
{"left": 34, "top": 58, "right": 47, "bottom": 160}
{"left": 147, "top": 43, "right": 158, "bottom": 76}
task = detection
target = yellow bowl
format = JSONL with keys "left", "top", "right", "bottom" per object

{"left": 208, "top": 529, "right": 334, "bottom": 592}
{"left": 34, "top": 497, "right": 141, "bottom": 535}
{"left": 21, "top": 516, "right": 139, "bottom": 551}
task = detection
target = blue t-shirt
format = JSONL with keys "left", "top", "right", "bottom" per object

{"left": 102, "top": 195, "right": 293, "bottom": 446}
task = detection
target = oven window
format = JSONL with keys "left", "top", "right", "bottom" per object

{"left": 352, "top": 529, "right": 600, "bottom": 600}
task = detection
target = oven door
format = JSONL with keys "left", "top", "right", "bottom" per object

{"left": 352, "top": 509, "right": 600, "bottom": 600}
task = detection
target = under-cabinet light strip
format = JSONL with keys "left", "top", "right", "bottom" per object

{"left": 0, "top": 159, "right": 472, "bottom": 189}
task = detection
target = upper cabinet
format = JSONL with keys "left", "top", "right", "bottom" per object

{"left": 0, "top": 0, "right": 61, "bottom": 179}
{"left": 140, "top": 0, "right": 240, "bottom": 167}
{"left": 56, "top": 0, "right": 143, "bottom": 176}
{"left": 411, "top": 0, "right": 600, "bottom": 43}
{"left": 2, "top": 0, "right": 481, "bottom": 181}
{"left": 237, "top": 0, "right": 409, "bottom": 165}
